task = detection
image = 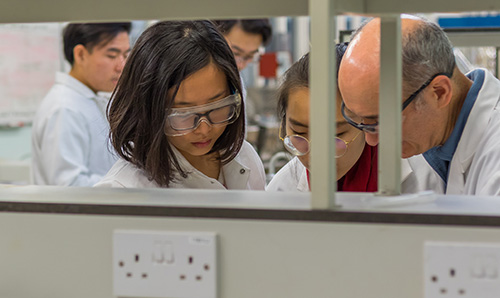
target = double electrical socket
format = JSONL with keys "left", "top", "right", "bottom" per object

{"left": 113, "top": 230, "right": 217, "bottom": 298}
{"left": 424, "top": 241, "right": 500, "bottom": 298}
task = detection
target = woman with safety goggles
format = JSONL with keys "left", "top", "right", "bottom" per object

{"left": 266, "top": 45, "right": 378, "bottom": 192}
{"left": 95, "top": 20, "right": 266, "bottom": 189}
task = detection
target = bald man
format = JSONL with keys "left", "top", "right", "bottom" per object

{"left": 338, "top": 16, "right": 500, "bottom": 196}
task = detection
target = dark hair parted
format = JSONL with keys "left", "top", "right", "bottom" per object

{"left": 214, "top": 19, "right": 272, "bottom": 45}
{"left": 107, "top": 20, "right": 245, "bottom": 187}
{"left": 277, "top": 43, "right": 348, "bottom": 138}
{"left": 63, "top": 22, "right": 131, "bottom": 65}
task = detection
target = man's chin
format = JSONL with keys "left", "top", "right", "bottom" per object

{"left": 401, "top": 143, "right": 419, "bottom": 159}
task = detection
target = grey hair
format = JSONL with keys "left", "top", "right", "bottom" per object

{"left": 402, "top": 19, "right": 455, "bottom": 96}
{"left": 350, "top": 16, "right": 456, "bottom": 99}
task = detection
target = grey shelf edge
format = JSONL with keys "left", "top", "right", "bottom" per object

{"left": 4, "top": 0, "right": 500, "bottom": 24}
{"left": 4, "top": 199, "right": 500, "bottom": 228}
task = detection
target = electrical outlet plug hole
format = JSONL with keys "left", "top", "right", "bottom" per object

{"left": 440, "top": 288, "right": 447, "bottom": 294}
{"left": 204, "top": 264, "right": 210, "bottom": 271}
{"left": 135, "top": 254, "right": 140, "bottom": 262}
{"left": 119, "top": 261, "right": 124, "bottom": 267}
{"left": 189, "top": 256, "right": 193, "bottom": 264}
{"left": 126, "top": 272, "right": 132, "bottom": 278}
{"left": 450, "top": 268, "right": 456, "bottom": 277}
{"left": 431, "top": 275, "right": 438, "bottom": 282}
{"left": 180, "top": 274, "right": 186, "bottom": 280}
{"left": 142, "top": 273, "right": 148, "bottom": 279}
{"left": 459, "top": 289, "right": 466, "bottom": 295}
{"left": 196, "top": 275, "right": 202, "bottom": 281}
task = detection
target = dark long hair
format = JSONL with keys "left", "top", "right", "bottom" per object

{"left": 277, "top": 43, "right": 348, "bottom": 137}
{"left": 108, "top": 20, "right": 245, "bottom": 187}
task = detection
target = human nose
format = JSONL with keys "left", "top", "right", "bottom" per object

{"left": 300, "top": 152, "right": 310, "bottom": 170}
{"left": 236, "top": 60, "right": 248, "bottom": 71}
{"left": 193, "top": 118, "right": 212, "bottom": 135}
{"left": 116, "top": 55, "right": 127, "bottom": 73}
{"left": 364, "top": 131, "right": 379, "bottom": 146}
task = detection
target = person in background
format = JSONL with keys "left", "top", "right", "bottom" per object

{"left": 214, "top": 19, "right": 273, "bottom": 145}
{"left": 266, "top": 45, "right": 375, "bottom": 192}
{"left": 213, "top": 19, "right": 272, "bottom": 71}
{"left": 339, "top": 16, "right": 500, "bottom": 195}
{"left": 267, "top": 45, "right": 429, "bottom": 193}
{"left": 31, "top": 22, "right": 131, "bottom": 186}
{"left": 94, "top": 20, "right": 266, "bottom": 189}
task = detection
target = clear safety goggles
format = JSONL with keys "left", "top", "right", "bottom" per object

{"left": 165, "top": 93, "right": 241, "bottom": 136}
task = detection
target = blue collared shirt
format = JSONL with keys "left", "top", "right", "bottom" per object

{"left": 423, "top": 69, "right": 485, "bottom": 187}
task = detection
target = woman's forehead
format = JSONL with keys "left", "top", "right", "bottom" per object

{"left": 173, "top": 64, "right": 228, "bottom": 106}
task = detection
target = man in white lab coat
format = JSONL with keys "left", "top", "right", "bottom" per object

{"left": 31, "top": 22, "right": 131, "bottom": 186}
{"left": 338, "top": 16, "right": 500, "bottom": 196}
{"left": 214, "top": 19, "right": 272, "bottom": 71}
{"left": 214, "top": 19, "right": 273, "bottom": 142}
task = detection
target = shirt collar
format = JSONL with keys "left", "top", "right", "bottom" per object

{"left": 423, "top": 69, "right": 485, "bottom": 182}
{"left": 55, "top": 72, "right": 96, "bottom": 99}
{"left": 169, "top": 144, "right": 250, "bottom": 189}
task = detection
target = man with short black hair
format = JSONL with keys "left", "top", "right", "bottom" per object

{"left": 32, "top": 22, "right": 131, "bottom": 186}
{"left": 214, "top": 19, "right": 272, "bottom": 71}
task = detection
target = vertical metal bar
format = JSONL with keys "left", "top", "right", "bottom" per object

{"left": 378, "top": 15, "right": 402, "bottom": 195}
{"left": 309, "top": 0, "right": 337, "bottom": 209}
{"left": 496, "top": 47, "right": 499, "bottom": 79}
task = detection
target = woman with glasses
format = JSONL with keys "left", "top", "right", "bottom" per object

{"left": 94, "top": 20, "right": 266, "bottom": 189}
{"left": 266, "top": 45, "right": 378, "bottom": 192}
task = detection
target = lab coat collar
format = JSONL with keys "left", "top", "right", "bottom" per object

{"left": 401, "top": 158, "right": 413, "bottom": 183}
{"left": 55, "top": 72, "right": 96, "bottom": 100}
{"left": 455, "top": 69, "right": 498, "bottom": 172}
{"left": 169, "top": 145, "right": 250, "bottom": 189}
{"left": 297, "top": 166, "right": 309, "bottom": 192}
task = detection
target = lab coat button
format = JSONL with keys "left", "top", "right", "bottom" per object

{"left": 240, "top": 169, "right": 245, "bottom": 174}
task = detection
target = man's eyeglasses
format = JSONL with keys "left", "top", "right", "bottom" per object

{"left": 280, "top": 126, "right": 362, "bottom": 158}
{"left": 341, "top": 72, "right": 452, "bottom": 134}
{"left": 234, "top": 53, "right": 261, "bottom": 64}
{"left": 233, "top": 47, "right": 264, "bottom": 64}
{"left": 165, "top": 93, "right": 241, "bottom": 136}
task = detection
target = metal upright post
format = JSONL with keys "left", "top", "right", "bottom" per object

{"left": 310, "top": 0, "right": 337, "bottom": 209}
{"left": 378, "top": 15, "right": 402, "bottom": 195}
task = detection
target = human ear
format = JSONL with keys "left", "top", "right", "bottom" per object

{"left": 432, "top": 75, "right": 452, "bottom": 109}
{"left": 72, "top": 44, "right": 87, "bottom": 65}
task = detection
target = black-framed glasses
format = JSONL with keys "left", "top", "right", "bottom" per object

{"left": 341, "top": 72, "right": 452, "bottom": 134}
{"left": 401, "top": 72, "right": 450, "bottom": 110}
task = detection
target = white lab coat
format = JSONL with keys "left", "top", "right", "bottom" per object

{"left": 436, "top": 69, "right": 500, "bottom": 195}
{"left": 266, "top": 157, "right": 308, "bottom": 192}
{"left": 266, "top": 155, "right": 437, "bottom": 193}
{"left": 31, "top": 72, "right": 118, "bottom": 186}
{"left": 94, "top": 141, "right": 266, "bottom": 190}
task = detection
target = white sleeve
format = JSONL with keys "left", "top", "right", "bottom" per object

{"left": 35, "top": 107, "right": 102, "bottom": 186}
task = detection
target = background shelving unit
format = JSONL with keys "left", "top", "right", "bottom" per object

{"left": 3, "top": 0, "right": 500, "bottom": 208}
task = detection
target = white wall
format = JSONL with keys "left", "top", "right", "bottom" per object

{"left": 1, "top": 205, "right": 499, "bottom": 298}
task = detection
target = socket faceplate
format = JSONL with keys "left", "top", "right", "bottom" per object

{"left": 113, "top": 230, "right": 217, "bottom": 298}
{"left": 424, "top": 241, "right": 500, "bottom": 298}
